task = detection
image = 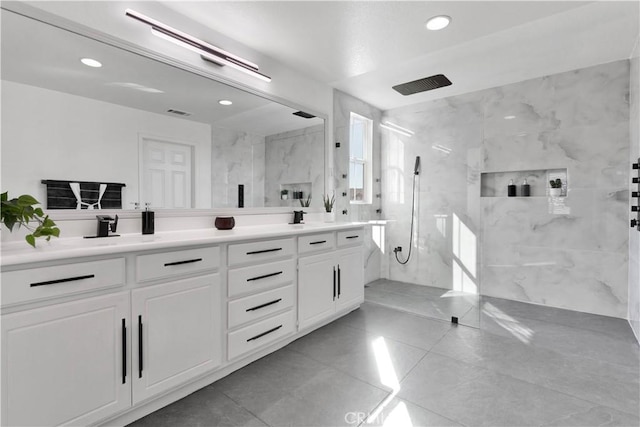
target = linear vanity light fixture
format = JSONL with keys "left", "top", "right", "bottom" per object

{"left": 380, "top": 121, "right": 414, "bottom": 137}
{"left": 125, "top": 9, "right": 271, "bottom": 82}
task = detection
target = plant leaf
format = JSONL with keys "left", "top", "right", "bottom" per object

{"left": 25, "top": 234, "right": 36, "bottom": 248}
{"left": 1, "top": 192, "right": 7, "bottom": 203}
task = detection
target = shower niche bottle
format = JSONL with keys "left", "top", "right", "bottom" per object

{"left": 508, "top": 179, "right": 517, "bottom": 197}
{"left": 521, "top": 178, "right": 530, "bottom": 197}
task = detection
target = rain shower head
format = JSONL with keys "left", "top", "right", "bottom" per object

{"left": 414, "top": 156, "right": 421, "bottom": 175}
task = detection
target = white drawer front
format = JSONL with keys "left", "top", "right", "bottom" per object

{"left": 228, "top": 259, "right": 295, "bottom": 298}
{"left": 2, "top": 258, "right": 125, "bottom": 306}
{"left": 228, "top": 285, "right": 294, "bottom": 329}
{"left": 136, "top": 246, "right": 220, "bottom": 283}
{"left": 298, "top": 232, "right": 335, "bottom": 254}
{"left": 227, "top": 310, "right": 295, "bottom": 360}
{"left": 337, "top": 229, "right": 364, "bottom": 247}
{"left": 228, "top": 238, "right": 294, "bottom": 267}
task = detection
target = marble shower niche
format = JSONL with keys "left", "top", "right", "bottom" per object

{"left": 481, "top": 168, "right": 568, "bottom": 197}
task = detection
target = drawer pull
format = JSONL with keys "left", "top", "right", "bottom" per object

{"left": 30, "top": 274, "right": 95, "bottom": 287}
{"left": 309, "top": 240, "right": 327, "bottom": 245}
{"left": 247, "top": 271, "right": 283, "bottom": 282}
{"left": 338, "top": 265, "right": 342, "bottom": 297}
{"left": 246, "top": 298, "right": 282, "bottom": 312}
{"left": 247, "top": 325, "right": 283, "bottom": 342}
{"left": 164, "top": 258, "right": 203, "bottom": 267}
{"left": 346, "top": 235, "right": 359, "bottom": 239}
{"left": 246, "top": 248, "right": 282, "bottom": 255}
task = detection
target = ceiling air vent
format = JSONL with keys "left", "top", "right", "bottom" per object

{"left": 167, "top": 109, "right": 192, "bottom": 117}
{"left": 392, "top": 74, "right": 452, "bottom": 96}
{"left": 292, "top": 111, "right": 316, "bottom": 119}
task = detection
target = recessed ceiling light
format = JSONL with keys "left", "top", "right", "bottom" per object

{"left": 504, "top": 115, "right": 516, "bottom": 120}
{"left": 80, "top": 58, "right": 102, "bottom": 68}
{"left": 218, "top": 100, "right": 233, "bottom": 106}
{"left": 425, "top": 15, "right": 451, "bottom": 31}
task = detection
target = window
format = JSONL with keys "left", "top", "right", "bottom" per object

{"left": 349, "top": 112, "right": 373, "bottom": 204}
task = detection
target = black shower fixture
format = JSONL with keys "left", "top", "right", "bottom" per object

{"left": 392, "top": 74, "right": 452, "bottom": 96}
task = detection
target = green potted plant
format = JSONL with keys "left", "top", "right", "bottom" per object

{"left": 1, "top": 192, "right": 60, "bottom": 247}
{"left": 323, "top": 194, "right": 335, "bottom": 222}
{"left": 299, "top": 194, "right": 311, "bottom": 208}
{"left": 280, "top": 189, "right": 289, "bottom": 200}
{"left": 549, "top": 179, "right": 563, "bottom": 197}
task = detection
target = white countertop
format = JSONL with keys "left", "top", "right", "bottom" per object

{"left": 1, "top": 222, "right": 366, "bottom": 268}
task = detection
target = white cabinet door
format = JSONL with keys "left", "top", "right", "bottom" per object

{"left": 336, "top": 247, "right": 364, "bottom": 312}
{"left": 131, "top": 274, "right": 221, "bottom": 404}
{"left": 298, "top": 252, "right": 336, "bottom": 330}
{"left": 1, "top": 292, "right": 131, "bottom": 427}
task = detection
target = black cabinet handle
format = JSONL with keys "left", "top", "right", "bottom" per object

{"left": 338, "top": 265, "right": 341, "bottom": 297}
{"left": 247, "top": 325, "right": 282, "bottom": 342}
{"left": 345, "top": 235, "right": 359, "bottom": 239}
{"left": 164, "top": 258, "right": 202, "bottom": 267}
{"left": 122, "top": 319, "right": 127, "bottom": 385}
{"left": 246, "top": 248, "right": 282, "bottom": 255}
{"left": 246, "top": 298, "right": 282, "bottom": 312}
{"left": 138, "top": 315, "right": 143, "bottom": 379}
{"left": 333, "top": 267, "right": 336, "bottom": 301}
{"left": 30, "top": 274, "right": 95, "bottom": 287}
{"left": 309, "top": 240, "right": 327, "bottom": 245}
{"left": 247, "top": 271, "right": 283, "bottom": 282}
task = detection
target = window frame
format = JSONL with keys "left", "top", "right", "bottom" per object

{"left": 348, "top": 112, "right": 373, "bottom": 205}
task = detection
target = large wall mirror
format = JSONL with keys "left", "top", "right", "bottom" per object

{"left": 1, "top": 8, "right": 326, "bottom": 213}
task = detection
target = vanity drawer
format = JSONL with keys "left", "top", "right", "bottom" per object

{"left": 136, "top": 246, "right": 220, "bottom": 283}
{"left": 227, "top": 310, "right": 295, "bottom": 360}
{"left": 228, "top": 285, "right": 294, "bottom": 329}
{"left": 228, "top": 259, "right": 295, "bottom": 298}
{"left": 298, "top": 232, "right": 335, "bottom": 254}
{"left": 228, "top": 238, "right": 294, "bottom": 267}
{"left": 2, "top": 258, "right": 125, "bottom": 306}
{"left": 337, "top": 229, "right": 364, "bottom": 247}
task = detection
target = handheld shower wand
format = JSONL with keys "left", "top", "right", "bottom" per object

{"left": 395, "top": 155, "right": 420, "bottom": 265}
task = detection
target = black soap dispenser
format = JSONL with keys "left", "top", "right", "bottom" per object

{"left": 508, "top": 179, "right": 517, "bottom": 197}
{"left": 142, "top": 202, "right": 154, "bottom": 235}
{"left": 522, "top": 178, "right": 530, "bottom": 197}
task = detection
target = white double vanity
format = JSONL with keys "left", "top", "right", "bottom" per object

{"left": 0, "top": 223, "right": 365, "bottom": 426}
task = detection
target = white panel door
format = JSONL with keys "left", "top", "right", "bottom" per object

{"left": 298, "top": 252, "right": 336, "bottom": 330}
{"left": 141, "top": 137, "right": 193, "bottom": 209}
{"left": 1, "top": 292, "right": 131, "bottom": 427}
{"left": 335, "top": 247, "right": 365, "bottom": 312}
{"left": 131, "top": 274, "right": 221, "bottom": 404}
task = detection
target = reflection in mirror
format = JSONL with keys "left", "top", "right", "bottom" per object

{"left": 0, "top": 9, "right": 325, "bottom": 211}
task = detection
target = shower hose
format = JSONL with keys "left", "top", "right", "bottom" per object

{"left": 395, "top": 171, "right": 418, "bottom": 265}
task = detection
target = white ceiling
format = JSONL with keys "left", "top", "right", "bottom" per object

{"left": 163, "top": 1, "right": 640, "bottom": 110}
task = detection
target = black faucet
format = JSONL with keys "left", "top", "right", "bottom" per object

{"left": 96, "top": 215, "right": 119, "bottom": 237}
{"left": 292, "top": 210, "right": 306, "bottom": 224}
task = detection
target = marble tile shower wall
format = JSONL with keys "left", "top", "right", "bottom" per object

{"left": 629, "top": 55, "right": 639, "bottom": 338}
{"left": 333, "top": 90, "right": 383, "bottom": 284}
{"left": 211, "top": 126, "right": 265, "bottom": 208}
{"left": 265, "top": 124, "right": 324, "bottom": 210}
{"left": 381, "top": 60, "right": 631, "bottom": 318}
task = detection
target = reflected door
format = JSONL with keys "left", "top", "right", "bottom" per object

{"left": 140, "top": 137, "right": 193, "bottom": 208}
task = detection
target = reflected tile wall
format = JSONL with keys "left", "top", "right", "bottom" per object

{"left": 211, "top": 127, "right": 265, "bottom": 208}
{"left": 381, "top": 60, "right": 631, "bottom": 318}
{"left": 265, "top": 124, "right": 324, "bottom": 210}
{"left": 629, "top": 56, "right": 639, "bottom": 339}
{"left": 333, "top": 90, "right": 383, "bottom": 283}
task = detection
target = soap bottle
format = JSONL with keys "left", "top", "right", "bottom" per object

{"left": 142, "top": 203, "right": 154, "bottom": 235}
{"left": 508, "top": 179, "right": 516, "bottom": 197}
{"left": 522, "top": 178, "right": 530, "bottom": 197}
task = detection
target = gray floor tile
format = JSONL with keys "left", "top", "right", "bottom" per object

{"left": 128, "top": 386, "right": 267, "bottom": 427}
{"left": 336, "top": 303, "right": 452, "bottom": 350}
{"left": 397, "top": 352, "right": 597, "bottom": 427}
{"left": 256, "top": 367, "right": 388, "bottom": 427}
{"left": 431, "top": 325, "right": 640, "bottom": 415}
{"left": 542, "top": 405, "right": 640, "bottom": 427}
{"left": 362, "top": 397, "right": 462, "bottom": 426}
{"left": 288, "top": 321, "right": 427, "bottom": 389}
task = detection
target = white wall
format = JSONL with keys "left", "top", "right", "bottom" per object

{"left": 629, "top": 37, "right": 640, "bottom": 340}
{"left": 1, "top": 81, "right": 212, "bottom": 208}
